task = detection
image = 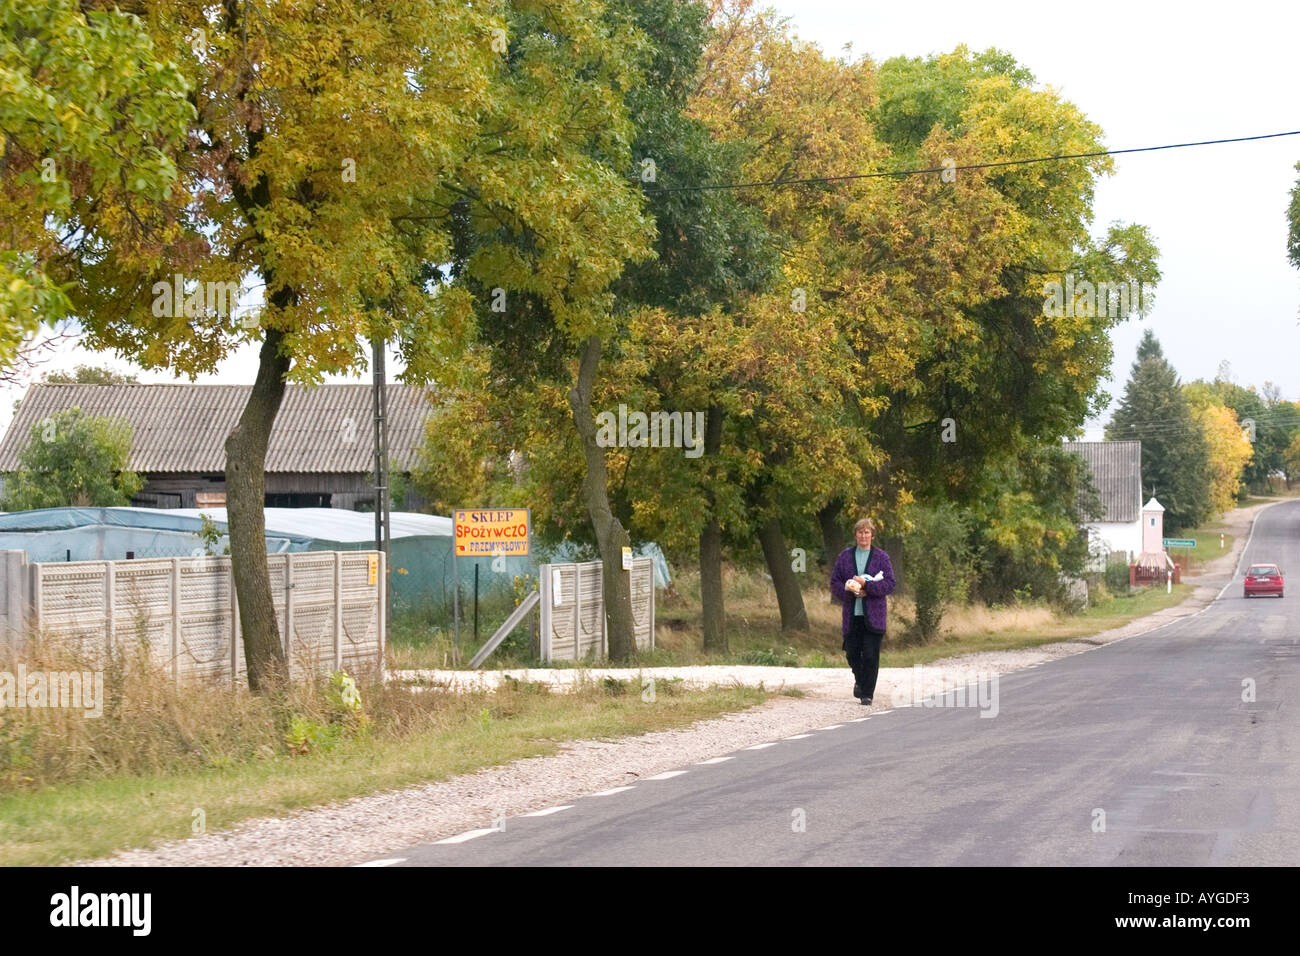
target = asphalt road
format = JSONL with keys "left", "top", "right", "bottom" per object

{"left": 394, "top": 501, "right": 1300, "bottom": 866}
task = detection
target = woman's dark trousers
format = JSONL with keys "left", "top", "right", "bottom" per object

{"left": 844, "top": 614, "right": 885, "bottom": 700}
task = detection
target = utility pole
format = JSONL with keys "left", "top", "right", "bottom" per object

{"left": 372, "top": 337, "right": 391, "bottom": 642}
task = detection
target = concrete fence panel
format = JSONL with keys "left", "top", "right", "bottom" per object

{"left": 537, "top": 558, "right": 654, "bottom": 663}
{"left": 0, "top": 549, "right": 383, "bottom": 683}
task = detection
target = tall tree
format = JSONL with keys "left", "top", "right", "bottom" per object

{"left": 1189, "top": 401, "right": 1253, "bottom": 514}
{"left": 688, "top": 24, "right": 1147, "bottom": 622}
{"left": 687, "top": 6, "right": 941, "bottom": 630}
{"left": 1184, "top": 377, "right": 1290, "bottom": 494}
{"left": 1106, "top": 331, "right": 1211, "bottom": 533}
{"left": 60, "top": 0, "right": 651, "bottom": 690}
{"left": 858, "top": 46, "right": 1160, "bottom": 599}
{"left": 415, "top": 0, "right": 776, "bottom": 658}
{"left": 566, "top": 0, "right": 774, "bottom": 658}
{"left": 1284, "top": 431, "right": 1300, "bottom": 489}
{"left": 869, "top": 48, "right": 1160, "bottom": 505}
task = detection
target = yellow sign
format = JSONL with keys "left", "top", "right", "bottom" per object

{"left": 455, "top": 509, "right": 530, "bottom": 556}
{"left": 368, "top": 555, "right": 378, "bottom": 586}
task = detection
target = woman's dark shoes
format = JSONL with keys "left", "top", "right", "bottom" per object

{"left": 860, "top": 697, "right": 872, "bottom": 706}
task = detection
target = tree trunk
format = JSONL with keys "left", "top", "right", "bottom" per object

{"left": 817, "top": 500, "right": 845, "bottom": 572}
{"left": 568, "top": 334, "right": 637, "bottom": 661}
{"left": 699, "top": 402, "right": 726, "bottom": 654}
{"left": 700, "top": 517, "right": 725, "bottom": 654}
{"left": 758, "top": 515, "right": 809, "bottom": 632}
{"left": 226, "top": 329, "right": 291, "bottom": 693}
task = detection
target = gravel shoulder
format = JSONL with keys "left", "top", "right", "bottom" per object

{"left": 83, "top": 499, "right": 1283, "bottom": 867}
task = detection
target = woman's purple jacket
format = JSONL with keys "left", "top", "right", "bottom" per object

{"left": 829, "top": 546, "right": 896, "bottom": 634}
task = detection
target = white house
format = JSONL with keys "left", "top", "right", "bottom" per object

{"left": 1063, "top": 440, "right": 1142, "bottom": 569}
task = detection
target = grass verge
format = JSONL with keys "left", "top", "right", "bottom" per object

{"left": 0, "top": 675, "right": 766, "bottom": 867}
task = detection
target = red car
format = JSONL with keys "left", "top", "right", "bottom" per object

{"left": 1244, "top": 564, "right": 1284, "bottom": 598}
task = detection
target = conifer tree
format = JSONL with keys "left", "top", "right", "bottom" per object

{"left": 1106, "top": 330, "right": 1211, "bottom": 533}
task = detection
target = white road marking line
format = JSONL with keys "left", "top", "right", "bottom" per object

{"left": 354, "top": 858, "right": 406, "bottom": 867}
{"left": 646, "top": 770, "right": 688, "bottom": 780}
{"left": 875, "top": 710, "right": 894, "bottom": 715}
{"left": 785, "top": 733, "right": 812, "bottom": 739}
{"left": 592, "top": 786, "right": 634, "bottom": 796}
{"left": 698, "top": 756, "right": 734, "bottom": 764}
{"left": 1152, "top": 771, "right": 1229, "bottom": 777}
{"left": 849, "top": 717, "right": 869, "bottom": 722}
{"left": 434, "top": 828, "right": 497, "bottom": 845}
{"left": 820, "top": 724, "right": 844, "bottom": 730}
{"left": 523, "top": 805, "right": 574, "bottom": 816}
{"left": 745, "top": 742, "right": 779, "bottom": 749}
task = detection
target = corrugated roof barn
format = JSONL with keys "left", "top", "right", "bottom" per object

{"left": 1062, "top": 440, "right": 1142, "bottom": 523}
{"left": 0, "top": 383, "right": 432, "bottom": 510}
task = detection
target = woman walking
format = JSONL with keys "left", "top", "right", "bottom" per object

{"left": 829, "top": 518, "right": 896, "bottom": 705}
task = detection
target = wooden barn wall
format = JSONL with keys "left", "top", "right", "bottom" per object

{"left": 134, "top": 472, "right": 423, "bottom": 511}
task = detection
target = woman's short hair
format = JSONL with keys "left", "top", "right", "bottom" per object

{"left": 853, "top": 517, "right": 875, "bottom": 533}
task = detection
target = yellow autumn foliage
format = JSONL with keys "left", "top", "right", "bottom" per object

{"left": 1192, "top": 401, "right": 1253, "bottom": 515}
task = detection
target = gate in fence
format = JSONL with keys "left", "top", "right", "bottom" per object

{"left": 537, "top": 558, "right": 655, "bottom": 662}
{"left": 2, "top": 550, "right": 384, "bottom": 682}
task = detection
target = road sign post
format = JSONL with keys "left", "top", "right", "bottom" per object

{"left": 454, "top": 509, "right": 532, "bottom": 657}
{"left": 452, "top": 511, "right": 460, "bottom": 656}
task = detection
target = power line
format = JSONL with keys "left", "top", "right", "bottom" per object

{"left": 643, "top": 129, "right": 1300, "bottom": 195}
{"left": 1097, "top": 405, "right": 1300, "bottom": 433}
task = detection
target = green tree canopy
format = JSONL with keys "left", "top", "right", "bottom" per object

{"left": 0, "top": 0, "right": 192, "bottom": 363}
{"left": 51, "top": 0, "right": 655, "bottom": 688}
{"left": 1, "top": 408, "right": 143, "bottom": 509}
{"left": 415, "top": 0, "right": 781, "bottom": 655}
{"left": 869, "top": 47, "right": 1160, "bottom": 507}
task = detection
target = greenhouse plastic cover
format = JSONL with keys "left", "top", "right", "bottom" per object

{"left": 0, "top": 507, "right": 301, "bottom": 559}
{"left": 0, "top": 507, "right": 669, "bottom": 610}
{"left": 170, "top": 507, "right": 453, "bottom": 543}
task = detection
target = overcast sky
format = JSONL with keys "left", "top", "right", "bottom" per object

{"left": 6, "top": 0, "right": 1299, "bottom": 441}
